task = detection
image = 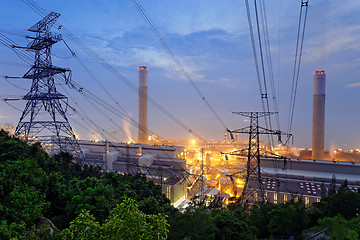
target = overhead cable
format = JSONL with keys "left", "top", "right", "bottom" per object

{"left": 287, "top": 0, "right": 309, "bottom": 138}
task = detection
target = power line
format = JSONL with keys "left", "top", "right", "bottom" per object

{"left": 244, "top": 0, "right": 274, "bottom": 147}
{"left": 131, "top": 0, "right": 228, "bottom": 130}
{"left": 259, "top": 0, "right": 280, "bottom": 131}
{"left": 287, "top": 0, "right": 309, "bottom": 137}
{"left": 22, "top": 0, "right": 206, "bottom": 141}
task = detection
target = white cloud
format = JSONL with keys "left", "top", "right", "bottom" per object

{"left": 303, "top": 25, "right": 360, "bottom": 62}
{"left": 345, "top": 82, "right": 360, "bottom": 88}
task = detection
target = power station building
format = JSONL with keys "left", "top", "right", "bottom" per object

{"left": 247, "top": 157, "right": 360, "bottom": 205}
{"left": 79, "top": 140, "right": 187, "bottom": 207}
{"left": 77, "top": 66, "right": 188, "bottom": 207}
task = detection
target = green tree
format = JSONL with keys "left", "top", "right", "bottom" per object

{"left": 0, "top": 220, "right": 26, "bottom": 239}
{"left": 168, "top": 208, "right": 216, "bottom": 240}
{"left": 312, "top": 191, "right": 360, "bottom": 220}
{"left": 61, "top": 210, "right": 101, "bottom": 240}
{"left": 0, "top": 130, "right": 175, "bottom": 238}
{"left": 267, "top": 201, "right": 309, "bottom": 239}
{"left": 339, "top": 179, "right": 349, "bottom": 192}
{"left": 61, "top": 198, "right": 169, "bottom": 240}
{"left": 212, "top": 209, "right": 256, "bottom": 240}
{"left": 248, "top": 201, "right": 276, "bottom": 238}
{"left": 328, "top": 174, "right": 337, "bottom": 196}
{"left": 318, "top": 215, "right": 360, "bottom": 240}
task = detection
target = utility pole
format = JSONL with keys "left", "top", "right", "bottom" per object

{"left": 13, "top": 12, "right": 84, "bottom": 163}
{"left": 227, "top": 112, "right": 290, "bottom": 205}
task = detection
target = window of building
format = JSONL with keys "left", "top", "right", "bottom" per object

{"left": 166, "top": 186, "right": 171, "bottom": 199}
{"left": 305, "top": 196, "right": 309, "bottom": 207}
{"left": 274, "top": 193, "right": 277, "bottom": 204}
{"left": 317, "top": 198, "right": 320, "bottom": 202}
{"left": 284, "top": 194, "right": 288, "bottom": 202}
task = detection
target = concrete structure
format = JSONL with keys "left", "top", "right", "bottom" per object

{"left": 138, "top": 66, "right": 148, "bottom": 144}
{"left": 247, "top": 157, "right": 360, "bottom": 205}
{"left": 79, "top": 140, "right": 187, "bottom": 206}
{"left": 312, "top": 70, "right": 326, "bottom": 160}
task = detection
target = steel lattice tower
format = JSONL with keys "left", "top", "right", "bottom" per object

{"left": 227, "top": 112, "right": 288, "bottom": 205}
{"left": 14, "top": 12, "right": 84, "bottom": 162}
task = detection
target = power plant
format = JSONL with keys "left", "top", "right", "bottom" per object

{"left": 2, "top": 4, "right": 360, "bottom": 212}
{"left": 138, "top": 66, "right": 148, "bottom": 144}
{"left": 312, "top": 70, "right": 326, "bottom": 160}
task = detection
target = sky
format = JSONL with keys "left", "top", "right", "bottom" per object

{"left": 0, "top": 0, "right": 360, "bottom": 149}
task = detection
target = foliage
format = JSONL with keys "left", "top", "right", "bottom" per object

{"left": 168, "top": 207, "right": 256, "bottom": 240}
{"left": 328, "top": 174, "right": 337, "bottom": 196}
{"left": 0, "top": 130, "right": 175, "bottom": 238}
{"left": 212, "top": 209, "right": 256, "bottom": 240}
{"left": 61, "top": 209, "right": 101, "bottom": 240}
{"left": 0, "top": 220, "right": 26, "bottom": 239}
{"left": 248, "top": 199, "right": 309, "bottom": 239}
{"left": 311, "top": 190, "right": 360, "bottom": 220}
{"left": 3, "top": 130, "right": 360, "bottom": 239}
{"left": 267, "top": 201, "right": 310, "bottom": 239}
{"left": 61, "top": 198, "right": 169, "bottom": 240}
{"left": 317, "top": 215, "right": 360, "bottom": 240}
{"left": 248, "top": 201, "right": 275, "bottom": 238}
{"left": 168, "top": 208, "right": 215, "bottom": 240}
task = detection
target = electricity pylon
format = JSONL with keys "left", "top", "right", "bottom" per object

{"left": 14, "top": 12, "right": 84, "bottom": 162}
{"left": 227, "top": 112, "right": 290, "bottom": 205}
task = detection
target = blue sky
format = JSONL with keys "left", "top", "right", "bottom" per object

{"left": 0, "top": 0, "right": 360, "bottom": 149}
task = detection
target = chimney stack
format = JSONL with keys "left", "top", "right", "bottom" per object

{"left": 138, "top": 66, "right": 148, "bottom": 144}
{"left": 312, "top": 70, "right": 326, "bottom": 160}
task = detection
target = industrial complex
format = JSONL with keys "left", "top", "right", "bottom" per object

{"left": 2, "top": 61, "right": 360, "bottom": 208}
{"left": 1, "top": 10, "right": 359, "bottom": 210}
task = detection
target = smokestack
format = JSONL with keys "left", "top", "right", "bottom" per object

{"left": 312, "top": 70, "right": 326, "bottom": 160}
{"left": 138, "top": 66, "right": 148, "bottom": 144}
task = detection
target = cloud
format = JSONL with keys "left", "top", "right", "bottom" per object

{"left": 92, "top": 28, "right": 246, "bottom": 83}
{"left": 303, "top": 24, "right": 360, "bottom": 63}
{"left": 345, "top": 82, "right": 360, "bottom": 88}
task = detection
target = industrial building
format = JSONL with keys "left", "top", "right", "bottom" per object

{"left": 79, "top": 140, "right": 187, "bottom": 207}
{"left": 247, "top": 157, "right": 360, "bottom": 205}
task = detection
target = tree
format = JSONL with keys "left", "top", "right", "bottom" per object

{"left": 328, "top": 174, "right": 337, "bottom": 196}
{"left": 168, "top": 209, "right": 216, "bottom": 240}
{"left": 248, "top": 201, "right": 276, "bottom": 238}
{"left": 339, "top": 179, "right": 349, "bottom": 192}
{"left": 212, "top": 210, "right": 256, "bottom": 240}
{"left": 312, "top": 191, "right": 360, "bottom": 220}
{"left": 0, "top": 131, "right": 175, "bottom": 238}
{"left": 318, "top": 215, "right": 360, "bottom": 240}
{"left": 267, "top": 201, "right": 309, "bottom": 239}
{"left": 61, "top": 198, "right": 169, "bottom": 240}
{"left": 61, "top": 210, "right": 101, "bottom": 240}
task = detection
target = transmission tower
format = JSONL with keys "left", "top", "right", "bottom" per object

{"left": 14, "top": 12, "right": 85, "bottom": 162}
{"left": 227, "top": 112, "right": 289, "bottom": 205}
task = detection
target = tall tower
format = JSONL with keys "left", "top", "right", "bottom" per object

{"left": 138, "top": 66, "right": 148, "bottom": 144}
{"left": 312, "top": 70, "right": 326, "bottom": 160}
{"left": 14, "top": 12, "right": 84, "bottom": 162}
